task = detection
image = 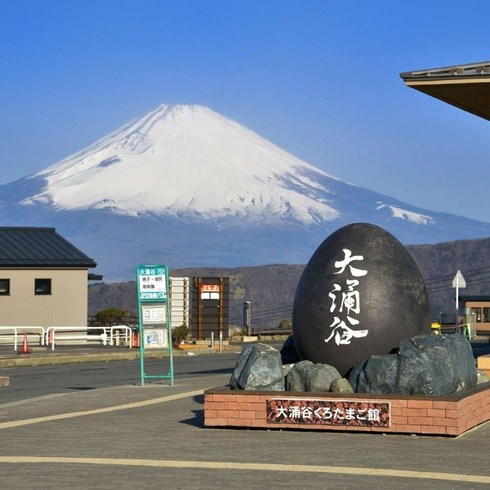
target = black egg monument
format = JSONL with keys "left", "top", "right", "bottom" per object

{"left": 292, "top": 223, "right": 431, "bottom": 377}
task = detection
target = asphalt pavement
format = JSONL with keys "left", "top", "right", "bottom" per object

{"left": 0, "top": 340, "right": 489, "bottom": 489}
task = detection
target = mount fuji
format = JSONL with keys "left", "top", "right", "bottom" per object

{"left": 1, "top": 104, "right": 489, "bottom": 280}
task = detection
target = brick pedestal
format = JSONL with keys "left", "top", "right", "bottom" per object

{"left": 204, "top": 382, "right": 490, "bottom": 436}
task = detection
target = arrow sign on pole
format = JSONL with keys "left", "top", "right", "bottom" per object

{"left": 452, "top": 270, "right": 466, "bottom": 313}
{"left": 452, "top": 270, "right": 466, "bottom": 288}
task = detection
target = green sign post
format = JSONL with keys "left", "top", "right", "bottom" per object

{"left": 136, "top": 264, "right": 174, "bottom": 386}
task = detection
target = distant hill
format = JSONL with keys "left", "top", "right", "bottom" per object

{"left": 88, "top": 237, "right": 490, "bottom": 328}
{"left": 407, "top": 237, "right": 490, "bottom": 317}
{"left": 89, "top": 264, "right": 304, "bottom": 330}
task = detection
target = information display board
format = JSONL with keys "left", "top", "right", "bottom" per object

{"left": 136, "top": 264, "right": 173, "bottom": 385}
{"left": 141, "top": 304, "right": 167, "bottom": 324}
{"left": 143, "top": 328, "right": 168, "bottom": 349}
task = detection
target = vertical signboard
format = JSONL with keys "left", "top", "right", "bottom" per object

{"left": 136, "top": 265, "right": 173, "bottom": 386}
{"left": 191, "top": 277, "right": 229, "bottom": 339}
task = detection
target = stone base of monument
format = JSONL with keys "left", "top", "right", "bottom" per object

{"left": 204, "top": 382, "right": 490, "bottom": 437}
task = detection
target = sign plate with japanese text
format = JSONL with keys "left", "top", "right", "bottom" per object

{"left": 266, "top": 398, "right": 391, "bottom": 427}
{"left": 137, "top": 266, "right": 168, "bottom": 301}
{"left": 141, "top": 305, "right": 167, "bottom": 325}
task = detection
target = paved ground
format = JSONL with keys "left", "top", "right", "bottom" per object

{"left": 0, "top": 372, "right": 489, "bottom": 489}
{"left": 0, "top": 340, "right": 489, "bottom": 489}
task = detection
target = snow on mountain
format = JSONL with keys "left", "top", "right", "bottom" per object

{"left": 2, "top": 103, "right": 490, "bottom": 280}
{"left": 22, "top": 104, "right": 343, "bottom": 224}
{"left": 376, "top": 203, "right": 434, "bottom": 225}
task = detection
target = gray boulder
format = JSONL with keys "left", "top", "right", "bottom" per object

{"left": 286, "top": 360, "right": 341, "bottom": 392}
{"left": 230, "top": 343, "right": 285, "bottom": 391}
{"left": 331, "top": 378, "right": 354, "bottom": 394}
{"left": 286, "top": 360, "right": 313, "bottom": 391}
{"left": 350, "top": 354, "right": 399, "bottom": 394}
{"left": 398, "top": 338, "right": 456, "bottom": 395}
{"left": 440, "top": 334, "right": 478, "bottom": 390}
{"left": 349, "top": 333, "right": 477, "bottom": 396}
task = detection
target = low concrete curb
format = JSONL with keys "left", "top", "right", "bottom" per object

{"left": 0, "top": 346, "right": 237, "bottom": 368}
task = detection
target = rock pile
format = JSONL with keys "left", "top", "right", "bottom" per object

{"left": 230, "top": 343, "right": 351, "bottom": 394}
{"left": 349, "top": 333, "right": 477, "bottom": 396}
{"left": 230, "top": 333, "right": 481, "bottom": 396}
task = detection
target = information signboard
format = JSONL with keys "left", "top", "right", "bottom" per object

{"left": 136, "top": 264, "right": 173, "bottom": 386}
{"left": 138, "top": 266, "right": 168, "bottom": 301}
{"left": 143, "top": 328, "right": 168, "bottom": 349}
{"left": 141, "top": 305, "right": 167, "bottom": 325}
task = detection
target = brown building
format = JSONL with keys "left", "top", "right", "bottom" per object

{"left": 0, "top": 227, "right": 97, "bottom": 327}
{"left": 460, "top": 296, "right": 490, "bottom": 334}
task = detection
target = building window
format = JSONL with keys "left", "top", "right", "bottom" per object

{"left": 483, "top": 308, "right": 490, "bottom": 323}
{"left": 0, "top": 279, "right": 10, "bottom": 295}
{"left": 35, "top": 278, "right": 52, "bottom": 295}
{"left": 471, "top": 307, "right": 482, "bottom": 322}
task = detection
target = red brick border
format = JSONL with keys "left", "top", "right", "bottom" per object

{"left": 204, "top": 383, "right": 490, "bottom": 436}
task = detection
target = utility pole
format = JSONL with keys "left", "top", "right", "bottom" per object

{"left": 243, "top": 301, "right": 252, "bottom": 336}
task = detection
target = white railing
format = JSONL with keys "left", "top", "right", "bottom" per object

{"left": 0, "top": 327, "right": 18, "bottom": 351}
{"left": 108, "top": 325, "right": 133, "bottom": 347}
{"left": 0, "top": 325, "right": 135, "bottom": 351}
{"left": 46, "top": 326, "right": 109, "bottom": 351}
{"left": 45, "top": 325, "right": 135, "bottom": 350}
{"left": 0, "top": 326, "right": 46, "bottom": 351}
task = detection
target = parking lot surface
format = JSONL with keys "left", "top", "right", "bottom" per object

{"left": 0, "top": 364, "right": 489, "bottom": 489}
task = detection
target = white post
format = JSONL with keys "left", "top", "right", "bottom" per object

{"left": 455, "top": 274, "right": 459, "bottom": 312}
{"left": 452, "top": 270, "right": 466, "bottom": 333}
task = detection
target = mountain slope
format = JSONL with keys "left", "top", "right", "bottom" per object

{"left": 20, "top": 104, "right": 342, "bottom": 224}
{"left": 1, "top": 103, "right": 490, "bottom": 280}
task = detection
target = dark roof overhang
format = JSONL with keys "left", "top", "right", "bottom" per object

{"left": 400, "top": 61, "right": 490, "bottom": 121}
{"left": 0, "top": 227, "right": 97, "bottom": 268}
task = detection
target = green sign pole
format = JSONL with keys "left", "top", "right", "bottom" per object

{"left": 136, "top": 264, "right": 174, "bottom": 386}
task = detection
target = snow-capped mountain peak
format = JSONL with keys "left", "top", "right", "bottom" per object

{"left": 22, "top": 104, "right": 342, "bottom": 224}
{"left": 2, "top": 103, "right": 490, "bottom": 279}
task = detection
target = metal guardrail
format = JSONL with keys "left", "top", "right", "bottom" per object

{"left": 0, "top": 326, "right": 46, "bottom": 351}
{"left": 108, "top": 325, "right": 132, "bottom": 347}
{"left": 0, "top": 325, "right": 135, "bottom": 351}
{"left": 46, "top": 326, "right": 109, "bottom": 351}
{"left": 45, "top": 325, "right": 135, "bottom": 351}
{"left": 0, "top": 327, "right": 19, "bottom": 351}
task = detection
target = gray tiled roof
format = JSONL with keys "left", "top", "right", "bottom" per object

{"left": 0, "top": 227, "right": 97, "bottom": 268}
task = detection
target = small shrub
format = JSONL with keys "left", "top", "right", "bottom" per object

{"left": 94, "top": 307, "right": 135, "bottom": 326}
{"left": 172, "top": 324, "right": 189, "bottom": 346}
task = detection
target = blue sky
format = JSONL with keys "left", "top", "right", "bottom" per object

{"left": 1, "top": 0, "right": 490, "bottom": 222}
